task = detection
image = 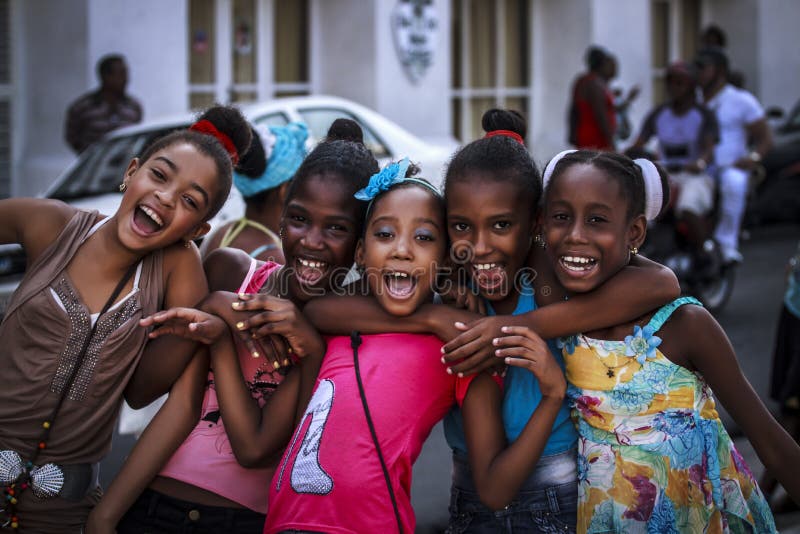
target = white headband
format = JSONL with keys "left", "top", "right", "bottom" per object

{"left": 542, "top": 150, "right": 663, "bottom": 221}
{"left": 542, "top": 149, "right": 577, "bottom": 191}
{"left": 633, "top": 158, "right": 664, "bottom": 221}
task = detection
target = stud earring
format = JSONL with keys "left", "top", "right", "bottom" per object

{"left": 533, "top": 234, "right": 547, "bottom": 249}
{"left": 119, "top": 182, "right": 127, "bottom": 192}
{"left": 279, "top": 226, "right": 285, "bottom": 240}
{"left": 184, "top": 241, "right": 192, "bottom": 249}
{"left": 629, "top": 246, "right": 639, "bottom": 256}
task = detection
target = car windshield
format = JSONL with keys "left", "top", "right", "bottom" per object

{"left": 50, "top": 126, "right": 185, "bottom": 200}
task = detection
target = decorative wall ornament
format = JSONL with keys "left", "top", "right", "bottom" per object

{"left": 391, "top": 0, "right": 439, "bottom": 84}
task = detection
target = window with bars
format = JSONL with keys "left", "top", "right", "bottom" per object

{"left": 451, "top": 0, "right": 530, "bottom": 143}
{"left": 188, "top": 0, "right": 309, "bottom": 109}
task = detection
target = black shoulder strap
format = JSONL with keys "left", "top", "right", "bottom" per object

{"left": 351, "top": 331, "right": 403, "bottom": 534}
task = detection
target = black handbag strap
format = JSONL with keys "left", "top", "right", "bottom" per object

{"left": 351, "top": 331, "right": 403, "bottom": 534}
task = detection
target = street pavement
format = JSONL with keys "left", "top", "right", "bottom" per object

{"left": 103, "top": 223, "right": 800, "bottom": 533}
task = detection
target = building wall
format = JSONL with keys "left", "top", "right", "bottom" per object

{"left": 88, "top": 0, "right": 188, "bottom": 119}
{"left": 373, "top": 0, "right": 452, "bottom": 144}
{"left": 314, "top": 1, "right": 377, "bottom": 110}
{"left": 530, "top": 0, "right": 591, "bottom": 164}
{"left": 19, "top": 0, "right": 87, "bottom": 196}
{"left": 755, "top": 0, "right": 799, "bottom": 112}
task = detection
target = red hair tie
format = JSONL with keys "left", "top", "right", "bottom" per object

{"left": 190, "top": 119, "right": 239, "bottom": 165}
{"left": 485, "top": 129, "right": 525, "bottom": 145}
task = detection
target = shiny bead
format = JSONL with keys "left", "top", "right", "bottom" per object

{"left": 10, "top": 497, "right": 17, "bottom": 504}
{"left": 188, "top": 509, "right": 201, "bottom": 521}
{"left": 38, "top": 442, "right": 46, "bottom": 449}
{"left": 7, "top": 489, "right": 13, "bottom": 496}
{"left": 19, "top": 483, "right": 28, "bottom": 490}
{"left": 11, "top": 521, "right": 18, "bottom": 529}
{"left": 42, "top": 421, "right": 51, "bottom": 429}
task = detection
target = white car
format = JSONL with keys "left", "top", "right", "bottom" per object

{"left": 0, "top": 95, "right": 456, "bottom": 315}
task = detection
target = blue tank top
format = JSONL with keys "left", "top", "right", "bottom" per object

{"left": 443, "top": 278, "right": 578, "bottom": 455}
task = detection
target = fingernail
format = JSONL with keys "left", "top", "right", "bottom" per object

{"left": 501, "top": 326, "right": 510, "bottom": 333}
{"left": 238, "top": 292, "right": 247, "bottom": 299}
{"left": 273, "top": 361, "right": 281, "bottom": 369}
{"left": 495, "top": 349, "right": 502, "bottom": 356}
{"left": 283, "top": 359, "right": 290, "bottom": 366}
{"left": 440, "top": 357, "right": 446, "bottom": 364}
{"left": 492, "top": 338, "right": 499, "bottom": 345}
{"left": 236, "top": 322, "right": 246, "bottom": 330}
{"left": 455, "top": 322, "right": 465, "bottom": 328}
{"left": 505, "top": 357, "right": 511, "bottom": 364}
{"left": 446, "top": 367, "right": 453, "bottom": 375}
{"left": 232, "top": 302, "right": 242, "bottom": 310}
{"left": 457, "top": 372, "right": 464, "bottom": 378}
{"left": 251, "top": 331, "right": 258, "bottom": 339}
{"left": 287, "top": 347, "right": 293, "bottom": 354}
{"left": 440, "top": 347, "right": 445, "bottom": 354}
{"left": 252, "top": 351, "right": 260, "bottom": 358}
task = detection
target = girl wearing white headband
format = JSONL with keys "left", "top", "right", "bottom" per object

{"left": 540, "top": 149, "right": 797, "bottom": 533}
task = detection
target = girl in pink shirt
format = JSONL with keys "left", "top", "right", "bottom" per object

{"left": 261, "top": 161, "right": 567, "bottom": 534}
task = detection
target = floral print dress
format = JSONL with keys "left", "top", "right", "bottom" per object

{"left": 561, "top": 297, "right": 775, "bottom": 533}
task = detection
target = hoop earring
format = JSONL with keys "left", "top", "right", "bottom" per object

{"left": 119, "top": 182, "right": 127, "bottom": 192}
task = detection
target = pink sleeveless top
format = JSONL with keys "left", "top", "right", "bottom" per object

{"left": 159, "top": 260, "right": 283, "bottom": 513}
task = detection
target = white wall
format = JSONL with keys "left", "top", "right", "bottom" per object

{"left": 313, "top": 1, "right": 377, "bottom": 109}
{"left": 88, "top": 0, "right": 188, "bottom": 120}
{"left": 530, "top": 0, "right": 591, "bottom": 165}
{"left": 373, "top": 0, "right": 452, "bottom": 143}
{"left": 756, "top": 0, "right": 800, "bottom": 112}
{"left": 19, "top": 0, "right": 88, "bottom": 196}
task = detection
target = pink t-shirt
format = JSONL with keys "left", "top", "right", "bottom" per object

{"left": 264, "top": 333, "right": 483, "bottom": 534}
{"left": 159, "top": 260, "right": 282, "bottom": 513}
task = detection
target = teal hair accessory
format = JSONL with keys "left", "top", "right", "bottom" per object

{"left": 355, "top": 158, "right": 440, "bottom": 201}
{"left": 234, "top": 122, "right": 308, "bottom": 198}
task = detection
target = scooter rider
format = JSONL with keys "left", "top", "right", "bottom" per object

{"left": 695, "top": 47, "right": 772, "bottom": 265}
{"left": 629, "top": 61, "right": 718, "bottom": 252}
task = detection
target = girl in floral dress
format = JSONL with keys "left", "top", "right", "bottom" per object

{"left": 540, "top": 149, "right": 800, "bottom": 533}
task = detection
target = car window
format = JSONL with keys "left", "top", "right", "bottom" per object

{"left": 297, "top": 108, "right": 392, "bottom": 160}
{"left": 50, "top": 126, "right": 184, "bottom": 200}
{"left": 251, "top": 112, "right": 290, "bottom": 128}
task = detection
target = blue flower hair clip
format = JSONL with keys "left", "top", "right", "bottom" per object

{"left": 355, "top": 158, "right": 412, "bottom": 201}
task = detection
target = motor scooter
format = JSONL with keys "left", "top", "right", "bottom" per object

{"left": 640, "top": 165, "right": 736, "bottom": 314}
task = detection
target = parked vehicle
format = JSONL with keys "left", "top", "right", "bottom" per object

{"left": 0, "top": 95, "right": 456, "bottom": 316}
{"left": 747, "top": 98, "right": 800, "bottom": 225}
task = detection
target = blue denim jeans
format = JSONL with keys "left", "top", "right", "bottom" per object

{"left": 446, "top": 448, "right": 578, "bottom": 534}
{"left": 116, "top": 488, "right": 266, "bottom": 534}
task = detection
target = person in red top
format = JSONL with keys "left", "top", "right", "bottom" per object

{"left": 568, "top": 46, "right": 618, "bottom": 151}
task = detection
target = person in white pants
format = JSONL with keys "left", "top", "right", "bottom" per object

{"left": 695, "top": 47, "right": 772, "bottom": 264}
